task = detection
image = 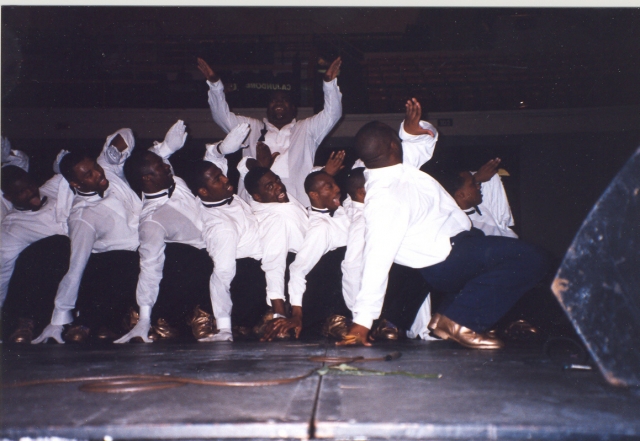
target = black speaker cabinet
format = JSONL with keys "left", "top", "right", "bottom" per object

{"left": 552, "top": 147, "right": 640, "bottom": 387}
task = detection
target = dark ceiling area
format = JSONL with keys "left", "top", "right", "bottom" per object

{"left": 2, "top": 7, "right": 640, "bottom": 114}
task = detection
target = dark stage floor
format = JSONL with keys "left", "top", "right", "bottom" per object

{"left": 2, "top": 338, "right": 640, "bottom": 441}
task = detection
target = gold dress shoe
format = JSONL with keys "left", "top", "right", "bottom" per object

{"left": 9, "top": 318, "right": 34, "bottom": 344}
{"left": 504, "top": 319, "right": 540, "bottom": 341}
{"left": 95, "top": 326, "right": 118, "bottom": 340}
{"left": 187, "top": 305, "right": 216, "bottom": 340}
{"left": 64, "top": 325, "right": 90, "bottom": 343}
{"left": 252, "top": 310, "right": 291, "bottom": 340}
{"left": 369, "top": 318, "right": 399, "bottom": 341}
{"left": 232, "top": 325, "right": 252, "bottom": 340}
{"left": 122, "top": 307, "right": 139, "bottom": 332}
{"left": 149, "top": 318, "right": 179, "bottom": 341}
{"left": 428, "top": 313, "right": 442, "bottom": 331}
{"left": 321, "top": 314, "right": 349, "bottom": 339}
{"left": 432, "top": 315, "right": 504, "bottom": 350}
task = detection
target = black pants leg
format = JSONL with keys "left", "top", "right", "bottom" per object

{"left": 419, "top": 229, "right": 549, "bottom": 333}
{"left": 230, "top": 257, "right": 269, "bottom": 328}
{"left": 2, "top": 235, "right": 70, "bottom": 337}
{"left": 301, "top": 247, "right": 351, "bottom": 336}
{"left": 379, "top": 263, "right": 431, "bottom": 331}
{"left": 151, "top": 244, "right": 213, "bottom": 334}
{"left": 76, "top": 250, "right": 139, "bottom": 332}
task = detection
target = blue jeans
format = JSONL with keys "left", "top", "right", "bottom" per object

{"left": 419, "top": 229, "right": 549, "bottom": 333}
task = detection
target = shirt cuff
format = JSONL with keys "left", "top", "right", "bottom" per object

{"left": 216, "top": 317, "right": 231, "bottom": 330}
{"left": 323, "top": 78, "right": 338, "bottom": 88}
{"left": 237, "top": 156, "right": 251, "bottom": 181}
{"left": 352, "top": 312, "right": 375, "bottom": 330}
{"left": 207, "top": 79, "right": 223, "bottom": 90}
{"left": 51, "top": 309, "right": 74, "bottom": 326}
{"left": 399, "top": 120, "right": 438, "bottom": 141}
{"left": 289, "top": 292, "right": 303, "bottom": 308}
{"left": 139, "top": 305, "right": 152, "bottom": 322}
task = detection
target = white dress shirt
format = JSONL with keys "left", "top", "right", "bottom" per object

{"left": 206, "top": 78, "right": 342, "bottom": 206}
{"left": 288, "top": 205, "right": 350, "bottom": 307}
{"left": 50, "top": 163, "right": 142, "bottom": 326}
{"left": 340, "top": 197, "right": 365, "bottom": 312}
{"left": 353, "top": 164, "right": 471, "bottom": 329}
{"left": 0, "top": 174, "right": 69, "bottom": 307}
{"left": 248, "top": 195, "right": 308, "bottom": 303}
{"left": 135, "top": 174, "right": 206, "bottom": 318}
{"left": 466, "top": 174, "right": 518, "bottom": 238}
{"left": 199, "top": 194, "right": 263, "bottom": 330}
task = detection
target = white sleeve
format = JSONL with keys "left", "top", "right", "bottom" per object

{"left": 204, "top": 143, "right": 230, "bottom": 176}
{"left": 258, "top": 217, "right": 290, "bottom": 302}
{"left": 97, "top": 128, "right": 135, "bottom": 176}
{"left": 288, "top": 223, "right": 332, "bottom": 307}
{"left": 341, "top": 217, "right": 366, "bottom": 312}
{"left": 303, "top": 79, "right": 343, "bottom": 148}
{"left": 50, "top": 219, "right": 96, "bottom": 325}
{"left": 481, "top": 174, "right": 515, "bottom": 230}
{"left": 0, "top": 230, "right": 29, "bottom": 307}
{"left": 203, "top": 223, "right": 238, "bottom": 330}
{"left": 135, "top": 220, "right": 167, "bottom": 309}
{"left": 207, "top": 80, "right": 261, "bottom": 134}
{"left": 352, "top": 192, "right": 409, "bottom": 329}
{"left": 399, "top": 120, "right": 439, "bottom": 169}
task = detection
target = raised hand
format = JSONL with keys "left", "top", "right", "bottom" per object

{"left": 335, "top": 323, "right": 372, "bottom": 347}
{"left": 256, "top": 141, "right": 280, "bottom": 169}
{"left": 404, "top": 98, "right": 435, "bottom": 137}
{"left": 162, "top": 120, "right": 188, "bottom": 154}
{"left": 114, "top": 318, "right": 152, "bottom": 344}
{"left": 32, "top": 323, "right": 65, "bottom": 344}
{"left": 323, "top": 57, "right": 342, "bottom": 82}
{"left": 324, "top": 150, "right": 346, "bottom": 176}
{"left": 474, "top": 158, "right": 501, "bottom": 183}
{"left": 217, "top": 123, "right": 250, "bottom": 155}
{"left": 197, "top": 58, "right": 220, "bottom": 83}
{"left": 1, "top": 137, "right": 11, "bottom": 162}
{"left": 53, "top": 150, "right": 70, "bottom": 174}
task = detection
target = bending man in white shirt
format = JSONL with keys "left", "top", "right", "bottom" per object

{"left": 115, "top": 121, "right": 216, "bottom": 343}
{"left": 33, "top": 131, "right": 142, "bottom": 344}
{"left": 338, "top": 121, "right": 548, "bottom": 349}
{"left": 185, "top": 124, "right": 271, "bottom": 342}
{"left": 1, "top": 164, "right": 69, "bottom": 343}
{"left": 196, "top": 56, "right": 343, "bottom": 206}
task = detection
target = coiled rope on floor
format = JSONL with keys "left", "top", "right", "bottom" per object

{"left": 3, "top": 352, "right": 405, "bottom": 393}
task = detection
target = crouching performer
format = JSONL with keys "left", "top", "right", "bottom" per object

{"left": 115, "top": 121, "right": 218, "bottom": 343}
{"left": 33, "top": 129, "right": 142, "bottom": 343}
{"left": 185, "top": 123, "right": 271, "bottom": 341}
{"left": 338, "top": 120, "right": 548, "bottom": 349}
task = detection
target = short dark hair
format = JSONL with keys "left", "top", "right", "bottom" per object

{"left": 304, "top": 170, "right": 327, "bottom": 195}
{"left": 354, "top": 121, "right": 401, "bottom": 166}
{"left": 184, "top": 160, "right": 216, "bottom": 197}
{"left": 59, "top": 150, "right": 94, "bottom": 184}
{"left": 244, "top": 167, "right": 271, "bottom": 197}
{"left": 1, "top": 165, "right": 28, "bottom": 194}
{"left": 123, "top": 149, "right": 156, "bottom": 195}
{"left": 346, "top": 167, "right": 365, "bottom": 200}
{"left": 432, "top": 169, "right": 467, "bottom": 197}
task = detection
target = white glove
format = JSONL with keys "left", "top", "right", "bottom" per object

{"left": 32, "top": 324, "right": 65, "bottom": 344}
{"left": 198, "top": 329, "right": 233, "bottom": 342}
{"left": 218, "top": 123, "right": 250, "bottom": 155}
{"left": 162, "top": 119, "right": 188, "bottom": 152}
{"left": 114, "top": 318, "right": 152, "bottom": 343}
{"left": 53, "top": 149, "right": 70, "bottom": 174}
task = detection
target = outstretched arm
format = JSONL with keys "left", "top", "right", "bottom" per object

{"left": 305, "top": 57, "right": 343, "bottom": 148}
{"left": 400, "top": 98, "right": 439, "bottom": 169}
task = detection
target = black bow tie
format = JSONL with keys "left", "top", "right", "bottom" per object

{"left": 258, "top": 123, "right": 268, "bottom": 142}
{"left": 465, "top": 206, "right": 482, "bottom": 216}
{"left": 311, "top": 207, "right": 335, "bottom": 217}
{"left": 203, "top": 196, "right": 233, "bottom": 208}
{"left": 145, "top": 181, "right": 176, "bottom": 200}
{"left": 15, "top": 196, "right": 48, "bottom": 212}
{"left": 77, "top": 189, "right": 104, "bottom": 198}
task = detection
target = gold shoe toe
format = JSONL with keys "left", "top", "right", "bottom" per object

{"left": 322, "top": 314, "right": 349, "bottom": 340}
{"left": 187, "top": 305, "right": 216, "bottom": 340}
{"left": 9, "top": 319, "right": 34, "bottom": 344}
{"left": 150, "top": 318, "right": 179, "bottom": 340}
{"left": 432, "top": 315, "right": 504, "bottom": 350}
{"left": 369, "top": 318, "right": 399, "bottom": 341}
{"left": 64, "top": 325, "right": 90, "bottom": 343}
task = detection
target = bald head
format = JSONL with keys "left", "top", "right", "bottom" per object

{"left": 354, "top": 121, "right": 403, "bottom": 169}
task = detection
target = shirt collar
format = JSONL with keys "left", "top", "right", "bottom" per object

{"left": 263, "top": 118, "right": 297, "bottom": 132}
{"left": 202, "top": 196, "right": 233, "bottom": 208}
{"left": 310, "top": 206, "right": 335, "bottom": 217}
{"left": 14, "top": 196, "right": 49, "bottom": 212}
{"left": 143, "top": 181, "right": 176, "bottom": 201}
{"left": 76, "top": 189, "right": 104, "bottom": 199}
